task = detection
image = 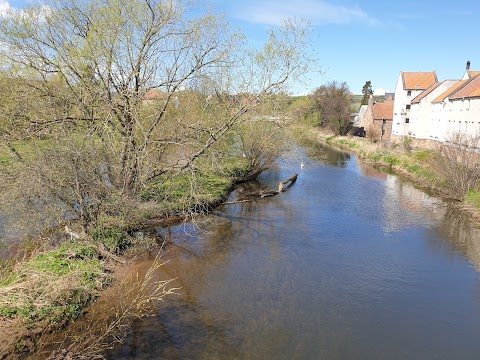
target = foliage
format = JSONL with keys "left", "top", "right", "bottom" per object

{"left": 311, "top": 81, "right": 353, "bottom": 135}
{"left": 361, "top": 81, "right": 373, "bottom": 105}
{"left": 0, "top": 1, "right": 314, "bottom": 195}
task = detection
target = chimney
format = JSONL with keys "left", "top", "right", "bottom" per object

{"left": 467, "top": 61, "right": 471, "bottom": 70}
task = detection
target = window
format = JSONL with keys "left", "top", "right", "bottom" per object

{"left": 405, "top": 118, "right": 410, "bottom": 123}
{"left": 407, "top": 90, "right": 412, "bottom": 96}
{"left": 406, "top": 105, "right": 411, "bottom": 110}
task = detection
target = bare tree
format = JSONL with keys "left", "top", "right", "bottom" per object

{"left": 311, "top": 81, "right": 352, "bottom": 135}
{"left": 436, "top": 133, "right": 480, "bottom": 198}
{"left": 0, "top": 1, "right": 313, "bottom": 196}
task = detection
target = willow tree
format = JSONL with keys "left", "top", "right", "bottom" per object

{"left": 0, "top": 0, "right": 312, "bottom": 197}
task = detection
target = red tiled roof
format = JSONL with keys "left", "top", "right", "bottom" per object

{"left": 432, "top": 80, "right": 468, "bottom": 103}
{"left": 144, "top": 89, "right": 165, "bottom": 100}
{"left": 449, "top": 75, "right": 480, "bottom": 100}
{"left": 401, "top": 72, "right": 438, "bottom": 90}
{"left": 372, "top": 99, "right": 394, "bottom": 120}
{"left": 411, "top": 82, "right": 442, "bottom": 104}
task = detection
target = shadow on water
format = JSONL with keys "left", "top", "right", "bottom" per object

{"left": 39, "top": 142, "right": 480, "bottom": 360}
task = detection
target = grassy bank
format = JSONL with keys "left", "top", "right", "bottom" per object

{"left": 305, "top": 127, "right": 480, "bottom": 218}
{"left": 0, "top": 155, "right": 252, "bottom": 358}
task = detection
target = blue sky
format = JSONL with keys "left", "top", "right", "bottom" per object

{"left": 3, "top": 0, "right": 480, "bottom": 95}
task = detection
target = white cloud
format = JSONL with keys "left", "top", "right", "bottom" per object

{"left": 235, "top": 0, "right": 379, "bottom": 27}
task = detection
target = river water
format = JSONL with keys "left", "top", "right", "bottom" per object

{"left": 103, "top": 143, "right": 480, "bottom": 359}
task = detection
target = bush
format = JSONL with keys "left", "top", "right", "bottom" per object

{"left": 435, "top": 133, "right": 480, "bottom": 198}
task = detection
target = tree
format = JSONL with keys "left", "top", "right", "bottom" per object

{"left": 0, "top": 0, "right": 314, "bottom": 229}
{"left": 361, "top": 80, "right": 373, "bottom": 105}
{"left": 312, "top": 81, "right": 352, "bottom": 135}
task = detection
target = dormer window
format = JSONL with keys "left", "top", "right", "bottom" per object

{"left": 407, "top": 90, "right": 412, "bottom": 96}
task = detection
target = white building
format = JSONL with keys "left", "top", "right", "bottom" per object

{"left": 391, "top": 71, "right": 438, "bottom": 139}
{"left": 408, "top": 80, "right": 458, "bottom": 141}
{"left": 445, "top": 74, "right": 480, "bottom": 140}
{"left": 430, "top": 80, "right": 469, "bottom": 142}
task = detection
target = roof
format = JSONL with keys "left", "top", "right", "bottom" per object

{"left": 144, "top": 89, "right": 165, "bottom": 100}
{"left": 466, "top": 70, "right": 480, "bottom": 79}
{"left": 401, "top": 71, "right": 438, "bottom": 90}
{"left": 372, "top": 98, "right": 394, "bottom": 120}
{"left": 449, "top": 74, "right": 480, "bottom": 100}
{"left": 411, "top": 82, "right": 442, "bottom": 104}
{"left": 432, "top": 80, "right": 468, "bottom": 103}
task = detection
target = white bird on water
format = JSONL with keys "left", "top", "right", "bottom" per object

{"left": 300, "top": 161, "right": 305, "bottom": 169}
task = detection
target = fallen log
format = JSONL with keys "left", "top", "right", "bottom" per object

{"left": 223, "top": 173, "right": 298, "bottom": 205}
{"left": 278, "top": 173, "right": 298, "bottom": 192}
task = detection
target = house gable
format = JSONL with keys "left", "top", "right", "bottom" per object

{"left": 401, "top": 72, "right": 438, "bottom": 90}
{"left": 372, "top": 98, "right": 394, "bottom": 121}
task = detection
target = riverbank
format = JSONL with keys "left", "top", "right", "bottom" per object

{"left": 0, "top": 157, "right": 255, "bottom": 359}
{"left": 305, "top": 127, "right": 480, "bottom": 223}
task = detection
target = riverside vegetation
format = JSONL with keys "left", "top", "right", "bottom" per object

{"left": 288, "top": 85, "right": 480, "bottom": 219}
{"left": 0, "top": 0, "right": 316, "bottom": 358}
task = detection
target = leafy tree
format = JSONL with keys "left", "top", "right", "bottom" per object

{"left": 312, "top": 81, "right": 352, "bottom": 135}
{"left": 361, "top": 80, "right": 373, "bottom": 105}
{"left": 0, "top": 0, "right": 314, "bottom": 229}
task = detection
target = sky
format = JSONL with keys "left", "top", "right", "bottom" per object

{"left": 2, "top": 0, "right": 480, "bottom": 95}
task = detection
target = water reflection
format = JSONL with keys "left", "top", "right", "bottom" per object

{"left": 99, "top": 144, "right": 480, "bottom": 359}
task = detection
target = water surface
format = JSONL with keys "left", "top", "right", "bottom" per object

{"left": 107, "top": 144, "right": 480, "bottom": 360}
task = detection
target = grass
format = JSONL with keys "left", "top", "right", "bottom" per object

{"left": 140, "top": 156, "right": 250, "bottom": 213}
{"left": 317, "top": 131, "right": 443, "bottom": 190}
{"left": 465, "top": 190, "right": 480, "bottom": 209}
{"left": 0, "top": 241, "right": 108, "bottom": 327}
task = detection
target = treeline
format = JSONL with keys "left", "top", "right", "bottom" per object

{"left": 0, "top": 0, "right": 313, "bottom": 235}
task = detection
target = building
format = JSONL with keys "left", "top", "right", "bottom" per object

{"left": 391, "top": 71, "right": 438, "bottom": 140}
{"left": 445, "top": 74, "right": 480, "bottom": 140}
{"left": 363, "top": 95, "right": 394, "bottom": 141}
{"left": 408, "top": 80, "right": 458, "bottom": 143}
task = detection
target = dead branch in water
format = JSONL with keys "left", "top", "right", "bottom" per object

{"left": 223, "top": 173, "right": 298, "bottom": 205}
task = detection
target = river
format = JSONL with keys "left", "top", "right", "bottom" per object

{"left": 104, "top": 144, "right": 480, "bottom": 359}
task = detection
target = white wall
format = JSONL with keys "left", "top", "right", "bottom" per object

{"left": 409, "top": 81, "right": 458, "bottom": 141}
{"left": 392, "top": 73, "right": 424, "bottom": 137}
